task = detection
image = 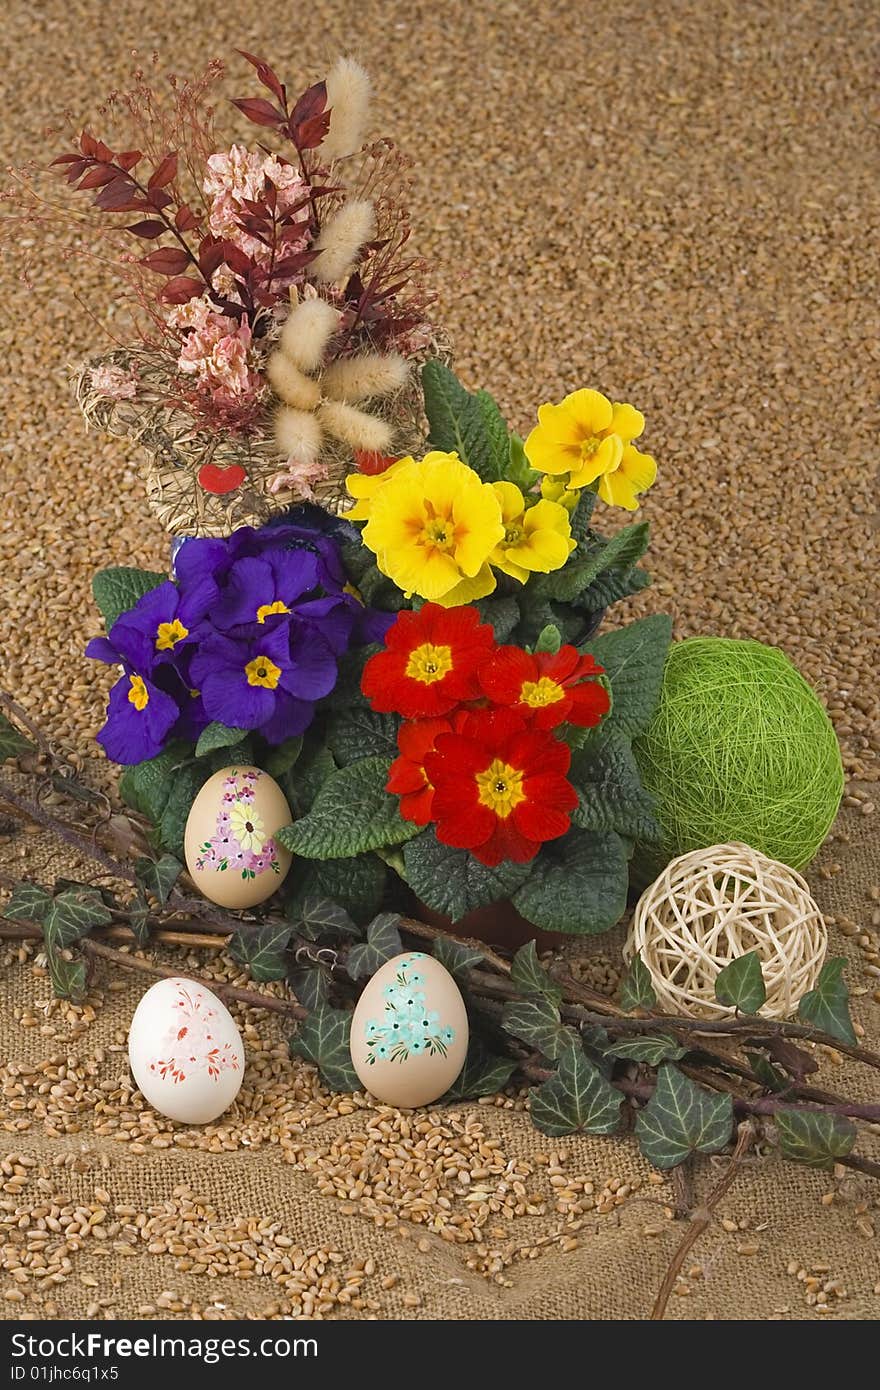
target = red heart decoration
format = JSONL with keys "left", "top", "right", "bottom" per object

{"left": 198, "top": 462, "right": 247, "bottom": 495}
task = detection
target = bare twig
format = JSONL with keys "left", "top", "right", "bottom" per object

{"left": 651, "top": 1121, "right": 755, "bottom": 1320}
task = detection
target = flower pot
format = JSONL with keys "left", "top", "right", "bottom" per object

{"left": 414, "top": 896, "right": 568, "bottom": 952}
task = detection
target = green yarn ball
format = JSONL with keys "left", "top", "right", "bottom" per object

{"left": 634, "top": 637, "right": 844, "bottom": 876}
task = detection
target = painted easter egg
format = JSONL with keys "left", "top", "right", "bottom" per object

{"left": 128, "top": 976, "right": 244, "bottom": 1124}
{"left": 184, "top": 765, "right": 292, "bottom": 908}
{"left": 350, "top": 953, "right": 469, "bottom": 1107}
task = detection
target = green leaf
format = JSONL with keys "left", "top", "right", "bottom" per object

{"left": 586, "top": 614, "right": 673, "bottom": 737}
{"left": 506, "top": 432, "right": 539, "bottom": 491}
{"left": 229, "top": 922, "right": 292, "bottom": 982}
{"left": 744, "top": 1051, "right": 791, "bottom": 1093}
{"left": 529, "top": 1047, "right": 623, "bottom": 1137}
{"left": 501, "top": 997, "right": 574, "bottom": 1060}
{"left": 534, "top": 624, "right": 562, "bottom": 654}
{"left": 603, "top": 1034, "right": 686, "bottom": 1065}
{"left": 118, "top": 741, "right": 193, "bottom": 826}
{"left": 154, "top": 761, "right": 203, "bottom": 858}
{"left": 4, "top": 882, "right": 52, "bottom": 923}
{"left": 44, "top": 888, "right": 112, "bottom": 948}
{"left": 635, "top": 1064, "right": 734, "bottom": 1169}
{"left": 92, "top": 566, "right": 167, "bottom": 630}
{"left": 323, "top": 645, "right": 379, "bottom": 711}
{"left": 346, "top": 913, "right": 404, "bottom": 980}
{"left": 284, "top": 855, "right": 386, "bottom": 926}
{"left": 290, "top": 1006, "right": 359, "bottom": 1091}
{"left": 421, "top": 360, "right": 509, "bottom": 482}
{"left": 569, "top": 490, "right": 598, "bottom": 545}
{"left": 325, "top": 709, "right": 400, "bottom": 766}
{"left": 775, "top": 1109, "right": 857, "bottom": 1169}
{"left": 474, "top": 595, "right": 521, "bottom": 642}
{"left": 619, "top": 952, "right": 657, "bottom": 1010}
{"left": 532, "top": 523, "right": 650, "bottom": 603}
{"left": 0, "top": 713, "right": 33, "bottom": 762}
{"left": 278, "top": 757, "right": 418, "bottom": 860}
{"left": 401, "top": 828, "right": 531, "bottom": 922}
{"left": 128, "top": 894, "right": 151, "bottom": 947}
{"left": 714, "top": 951, "right": 767, "bottom": 1014}
{"left": 513, "top": 829, "right": 629, "bottom": 935}
{"left": 443, "top": 1038, "right": 517, "bottom": 1099}
{"left": 134, "top": 854, "right": 182, "bottom": 906}
{"left": 576, "top": 564, "right": 651, "bottom": 613}
{"left": 47, "top": 951, "right": 88, "bottom": 1001}
{"left": 570, "top": 730, "right": 661, "bottom": 842}
{"left": 279, "top": 739, "right": 337, "bottom": 818}
{"left": 290, "top": 894, "right": 361, "bottom": 942}
{"left": 797, "top": 958, "right": 856, "bottom": 1045}
{"left": 264, "top": 736, "right": 304, "bottom": 778}
{"left": 289, "top": 964, "right": 330, "bottom": 1012}
{"left": 509, "top": 940, "right": 562, "bottom": 1003}
{"left": 431, "top": 937, "right": 485, "bottom": 980}
{"left": 195, "top": 722, "right": 249, "bottom": 758}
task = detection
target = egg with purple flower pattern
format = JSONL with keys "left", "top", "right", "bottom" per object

{"left": 184, "top": 765, "right": 292, "bottom": 908}
{"left": 350, "top": 953, "right": 468, "bottom": 1106}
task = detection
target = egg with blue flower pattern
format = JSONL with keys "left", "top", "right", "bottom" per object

{"left": 349, "top": 953, "right": 468, "bottom": 1106}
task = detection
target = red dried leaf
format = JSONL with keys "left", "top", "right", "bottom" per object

{"left": 79, "top": 131, "right": 98, "bottom": 157}
{"left": 141, "top": 246, "right": 191, "bottom": 276}
{"left": 125, "top": 219, "right": 167, "bottom": 239}
{"left": 273, "top": 247, "right": 322, "bottom": 274}
{"left": 222, "top": 242, "right": 254, "bottom": 277}
{"left": 116, "top": 150, "right": 143, "bottom": 171}
{"left": 51, "top": 152, "right": 86, "bottom": 166}
{"left": 147, "top": 189, "right": 174, "bottom": 211}
{"left": 148, "top": 152, "right": 179, "bottom": 190}
{"left": 77, "top": 164, "right": 118, "bottom": 190}
{"left": 198, "top": 240, "right": 227, "bottom": 279}
{"left": 231, "top": 96, "right": 284, "bottom": 129}
{"left": 294, "top": 111, "right": 332, "bottom": 150}
{"left": 160, "top": 276, "right": 205, "bottom": 304}
{"left": 94, "top": 178, "right": 141, "bottom": 211}
{"left": 175, "top": 205, "right": 201, "bottom": 232}
{"left": 63, "top": 161, "right": 89, "bottom": 183}
{"left": 290, "top": 81, "right": 327, "bottom": 128}
{"left": 235, "top": 49, "right": 287, "bottom": 108}
{"left": 93, "top": 139, "right": 115, "bottom": 163}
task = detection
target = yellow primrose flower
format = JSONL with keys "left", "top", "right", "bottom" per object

{"left": 524, "top": 389, "right": 645, "bottom": 489}
{"left": 597, "top": 443, "right": 657, "bottom": 511}
{"left": 361, "top": 451, "right": 504, "bottom": 605}
{"left": 540, "top": 475, "right": 580, "bottom": 513}
{"left": 344, "top": 458, "right": 409, "bottom": 521}
{"left": 491, "top": 482, "right": 576, "bottom": 583}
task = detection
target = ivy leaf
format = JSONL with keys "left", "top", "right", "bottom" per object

{"left": 4, "top": 882, "right": 52, "bottom": 923}
{"left": 290, "top": 1006, "right": 359, "bottom": 1091}
{"left": 775, "top": 1109, "right": 857, "bottom": 1168}
{"left": 195, "top": 722, "right": 249, "bottom": 758}
{"left": 510, "top": 940, "right": 562, "bottom": 1004}
{"left": 634, "top": 1064, "right": 734, "bottom": 1169}
{"left": 501, "top": 997, "right": 575, "bottom": 1060}
{"left": 346, "top": 913, "right": 404, "bottom": 980}
{"left": 402, "top": 828, "right": 531, "bottom": 922}
{"left": 529, "top": 1047, "right": 623, "bottom": 1137}
{"left": 431, "top": 937, "right": 485, "bottom": 981}
{"left": 92, "top": 566, "right": 167, "bottom": 629}
{"left": 289, "top": 964, "right": 330, "bottom": 1012}
{"left": 797, "top": 958, "right": 856, "bottom": 1045}
{"left": 47, "top": 951, "right": 88, "bottom": 1001}
{"left": 513, "top": 828, "right": 629, "bottom": 935}
{"left": 284, "top": 856, "right": 385, "bottom": 926}
{"left": 277, "top": 757, "right": 418, "bottom": 859}
{"left": 531, "top": 523, "right": 650, "bottom": 603}
{"left": 44, "top": 888, "right": 112, "bottom": 948}
{"left": 619, "top": 952, "right": 657, "bottom": 1010}
{"left": 744, "top": 1051, "right": 791, "bottom": 1093}
{"left": 714, "top": 951, "right": 767, "bottom": 1015}
{"left": 570, "top": 730, "right": 661, "bottom": 842}
{"left": 264, "top": 736, "right": 303, "bottom": 778}
{"left": 128, "top": 894, "right": 151, "bottom": 947}
{"left": 229, "top": 922, "right": 292, "bottom": 982}
{"left": 0, "top": 713, "right": 33, "bottom": 762}
{"left": 444, "top": 1038, "right": 517, "bottom": 1099}
{"left": 134, "top": 854, "right": 182, "bottom": 906}
{"left": 585, "top": 614, "right": 673, "bottom": 738}
{"left": 325, "top": 709, "right": 400, "bottom": 766}
{"left": 421, "top": 360, "right": 509, "bottom": 482}
{"left": 603, "top": 1034, "right": 686, "bottom": 1064}
{"left": 290, "top": 895, "right": 360, "bottom": 942}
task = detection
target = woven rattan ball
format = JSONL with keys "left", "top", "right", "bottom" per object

{"left": 625, "top": 842, "right": 828, "bottom": 1020}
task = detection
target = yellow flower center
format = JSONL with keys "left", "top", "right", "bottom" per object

{"left": 520, "top": 676, "right": 566, "bottom": 709}
{"left": 256, "top": 600, "right": 290, "bottom": 624}
{"left": 189, "top": 688, "right": 200, "bottom": 699}
{"left": 245, "top": 655, "right": 282, "bottom": 689}
{"left": 503, "top": 524, "right": 523, "bottom": 545}
{"left": 579, "top": 435, "right": 603, "bottom": 461}
{"left": 405, "top": 642, "right": 453, "bottom": 686}
{"left": 155, "top": 618, "right": 189, "bottom": 651}
{"left": 476, "top": 758, "right": 526, "bottom": 819}
{"left": 423, "top": 518, "right": 454, "bottom": 549}
{"left": 127, "top": 675, "right": 149, "bottom": 711}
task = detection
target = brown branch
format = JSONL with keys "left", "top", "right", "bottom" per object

{"left": 651, "top": 1121, "right": 755, "bottom": 1320}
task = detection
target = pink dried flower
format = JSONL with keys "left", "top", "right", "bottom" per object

{"left": 89, "top": 362, "right": 139, "bottom": 400}
{"left": 268, "top": 456, "right": 329, "bottom": 500}
{"left": 203, "top": 143, "right": 310, "bottom": 263}
{"left": 177, "top": 308, "right": 260, "bottom": 404}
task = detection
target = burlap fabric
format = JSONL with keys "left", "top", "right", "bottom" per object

{"left": 1, "top": 804, "right": 877, "bottom": 1321}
